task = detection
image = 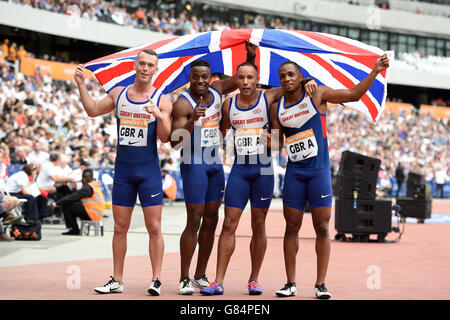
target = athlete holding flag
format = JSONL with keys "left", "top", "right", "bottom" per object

{"left": 269, "top": 54, "right": 390, "bottom": 299}
{"left": 74, "top": 49, "right": 173, "bottom": 296}
{"left": 171, "top": 42, "right": 257, "bottom": 295}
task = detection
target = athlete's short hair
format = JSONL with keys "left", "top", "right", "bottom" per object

{"left": 190, "top": 59, "right": 211, "bottom": 70}
{"left": 279, "top": 61, "right": 302, "bottom": 75}
{"left": 137, "top": 49, "right": 158, "bottom": 60}
{"left": 237, "top": 61, "right": 258, "bottom": 74}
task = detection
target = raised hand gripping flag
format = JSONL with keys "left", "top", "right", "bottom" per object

{"left": 84, "top": 29, "right": 393, "bottom": 123}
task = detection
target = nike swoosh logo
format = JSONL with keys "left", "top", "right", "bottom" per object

{"left": 151, "top": 192, "right": 161, "bottom": 198}
{"left": 261, "top": 197, "right": 270, "bottom": 201}
{"left": 303, "top": 152, "right": 312, "bottom": 159}
{"left": 280, "top": 111, "right": 287, "bottom": 116}
{"left": 321, "top": 194, "right": 331, "bottom": 198}
{"left": 233, "top": 113, "right": 239, "bottom": 116}
{"left": 128, "top": 141, "right": 138, "bottom": 145}
{"left": 247, "top": 149, "right": 257, "bottom": 155}
{"left": 121, "top": 104, "right": 127, "bottom": 107}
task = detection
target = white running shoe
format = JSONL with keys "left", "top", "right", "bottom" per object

{"left": 148, "top": 279, "right": 162, "bottom": 296}
{"left": 276, "top": 282, "right": 297, "bottom": 297}
{"left": 191, "top": 275, "right": 210, "bottom": 289}
{"left": 314, "top": 284, "right": 332, "bottom": 299}
{"left": 94, "top": 276, "right": 123, "bottom": 294}
{"left": 178, "top": 278, "right": 195, "bottom": 295}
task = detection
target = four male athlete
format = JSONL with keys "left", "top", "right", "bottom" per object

{"left": 75, "top": 41, "right": 389, "bottom": 299}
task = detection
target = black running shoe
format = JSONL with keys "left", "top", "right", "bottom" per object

{"left": 314, "top": 283, "right": 332, "bottom": 299}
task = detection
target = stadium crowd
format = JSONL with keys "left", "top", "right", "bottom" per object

{"left": 4, "top": 0, "right": 450, "bottom": 41}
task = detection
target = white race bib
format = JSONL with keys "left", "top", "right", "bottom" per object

{"left": 286, "top": 129, "right": 318, "bottom": 162}
{"left": 119, "top": 118, "right": 148, "bottom": 147}
{"left": 234, "top": 128, "right": 264, "bottom": 156}
{"left": 201, "top": 119, "right": 220, "bottom": 147}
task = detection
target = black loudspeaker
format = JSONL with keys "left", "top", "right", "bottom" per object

{"left": 406, "top": 172, "right": 428, "bottom": 199}
{"left": 338, "top": 150, "right": 381, "bottom": 182}
{"left": 335, "top": 199, "right": 392, "bottom": 235}
{"left": 336, "top": 175, "right": 377, "bottom": 200}
{"left": 396, "top": 197, "right": 431, "bottom": 219}
{"left": 407, "top": 172, "right": 424, "bottom": 186}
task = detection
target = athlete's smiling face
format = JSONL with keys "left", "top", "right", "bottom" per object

{"left": 189, "top": 66, "right": 211, "bottom": 96}
{"left": 237, "top": 65, "right": 259, "bottom": 97}
{"left": 134, "top": 51, "right": 158, "bottom": 84}
{"left": 279, "top": 63, "right": 303, "bottom": 93}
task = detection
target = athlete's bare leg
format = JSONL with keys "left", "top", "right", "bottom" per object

{"left": 215, "top": 206, "right": 243, "bottom": 284}
{"left": 282, "top": 205, "right": 305, "bottom": 284}
{"left": 248, "top": 207, "right": 268, "bottom": 282}
{"left": 179, "top": 202, "right": 204, "bottom": 280}
{"left": 143, "top": 204, "right": 164, "bottom": 281}
{"left": 194, "top": 200, "right": 220, "bottom": 279}
{"left": 311, "top": 206, "right": 331, "bottom": 286}
{"left": 112, "top": 205, "right": 134, "bottom": 283}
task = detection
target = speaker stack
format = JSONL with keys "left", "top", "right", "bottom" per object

{"left": 396, "top": 172, "right": 432, "bottom": 222}
{"left": 334, "top": 151, "right": 393, "bottom": 242}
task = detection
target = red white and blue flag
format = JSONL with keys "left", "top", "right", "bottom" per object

{"left": 84, "top": 29, "right": 393, "bottom": 122}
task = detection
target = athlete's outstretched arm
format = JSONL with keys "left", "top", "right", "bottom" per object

{"left": 211, "top": 42, "right": 257, "bottom": 95}
{"left": 219, "top": 98, "right": 232, "bottom": 139}
{"left": 318, "top": 53, "right": 390, "bottom": 105}
{"left": 146, "top": 94, "right": 173, "bottom": 143}
{"left": 74, "top": 64, "right": 117, "bottom": 117}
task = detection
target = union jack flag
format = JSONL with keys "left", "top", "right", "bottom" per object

{"left": 84, "top": 29, "right": 393, "bottom": 122}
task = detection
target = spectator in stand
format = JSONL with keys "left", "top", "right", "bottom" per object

{"left": 26, "top": 141, "right": 49, "bottom": 166}
{"left": 0, "top": 161, "right": 8, "bottom": 189}
{"left": 0, "top": 194, "right": 22, "bottom": 241}
{"left": 7, "top": 42, "right": 17, "bottom": 63}
{"left": 10, "top": 146, "right": 28, "bottom": 165}
{"left": 36, "top": 152, "right": 74, "bottom": 200}
{"left": 395, "top": 162, "right": 406, "bottom": 198}
{"left": 435, "top": 163, "right": 449, "bottom": 198}
{"left": 5, "top": 163, "right": 44, "bottom": 221}
{"left": 1, "top": 39, "right": 9, "bottom": 60}
{"left": 0, "top": 143, "right": 11, "bottom": 165}
{"left": 135, "top": 7, "right": 147, "bottom": 28}
{"left": 16, "top": 45, "right": 27, "bottom": 61}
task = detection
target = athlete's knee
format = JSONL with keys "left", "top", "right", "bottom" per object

{"left": 186, "top": 211, "right": 202, "bottom": 234}
{"left": 251, "top": 214, "right": 266, "bottom": 233}
{"left": 222, "top": 216, "right": 239, "bottom": 235}
{"left": 202, "top": 214, "right": 218, "bottom": 230}
{"left": 315, "top": 220, "right": 329, "bottom": 238}
{"left": 114, "top": 221, "right": 130, "bottom": 237}
{"left": 285, "top": 220, "right": 301, "bottom": 237}
{"left": 146, "top": 219, "right": 162, "bottom": 236}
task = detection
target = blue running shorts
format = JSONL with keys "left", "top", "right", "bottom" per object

{"left": 180, "top": 163, "right": 225, "bottom": 204}
{"left": 282, "top": 166, "right": 333, "bottom": 211}
{"left": 224, "top": 164, "right": 274, "bottom": 210}
{"left": 112, "top": 159, "right": 163, "bottom": 207}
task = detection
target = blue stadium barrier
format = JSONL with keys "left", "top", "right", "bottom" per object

{"left": 5, "top": 165, "right": 449, "bottom": 200}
